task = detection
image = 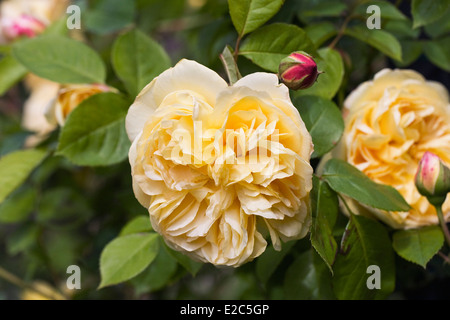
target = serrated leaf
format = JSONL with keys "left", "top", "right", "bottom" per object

{"left": 85, "top": 0, "right": 135, "bottom": 34}
{"left": 112, "top": 29, "right": 171, "bottom": 97}
{"left": 56, "top": 93, "right": 130, "bottom": 166}
{"left": 99, "top": 233, "right": 160, "bottom": 288}
{"left": 392, "top": 226, "right": 444, "bottom": 268}
{"left": 228, "top": 0, "right": 285, "bottom": 36}
{"left": 239, "top": 23, "right": 316, "bottom": 72}
{"left": 333, "top": 215, "right": 395, "bottom": 300}
{"left": 293, "top": 95, "right": 344, "bottom": 158}
{"left": 322, "top": 159, "right": 411, "bottom": 212}
{"left": 0, "top": 149, "right": 47, "bottom": 204}
{"left": 345, "top": 26, "right": 402, "bottom": 61}
{"left": 13, "top": 35, "right": 106, "bottom": 84}
{"left": 310, "top": 176, "right": 339, "bottom": 273}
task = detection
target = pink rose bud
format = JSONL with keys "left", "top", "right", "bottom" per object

{"left": 415, "top": 151, "right": 450, "bottom": 206}
{"left": 278, "top": 51, "right": 323, "bottom": 90}
{"left": 2, "top": 14, "right": 46, "bottom": 40}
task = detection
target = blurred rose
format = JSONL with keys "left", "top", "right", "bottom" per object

{"left": 0, "top": 0, "right": 69, "bottom": 44}
{"left": 332, "top": 69, "right": 450, "bottom": 229}
{"left": 126, "top": 59, "right": 313, "bottom": 266}
{"left": 22, "top": 77, "right": 114, "bottom": 147}
{"left": 45, "top": 84, "right": 115, "bottom": 126}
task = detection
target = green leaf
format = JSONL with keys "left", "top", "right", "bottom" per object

{"left": 119, "top": 215, "right": 153, "bottom": 237}
{"left": 0, "top": 149, "right": 47, "bottom": 204}
{"left": 310, "top": 176, "right": 339, "bottom": 272}
{"left": 345, "top": 25, "right": 402, "bottom": 61}
{"left": 392, "top": 226, "right": 444, "bottom": 268}
{"left": 56, "top": 93, "right": 131, "bottom": 166}
{"left": 424, "top": 6, "right": 450, "bottom": 38}
{"left": 85, "top": 0, "right": 135, "bottom": 34}
{"left": 163, "top": 242, "right": 203, "bottom": 276}
{"left": 304, "top": 22, "right": 337, "bottom": 47}
{"left": 355, "top": 1, "right": 407, "bottom": 21}
{"left": 293, "top": 95, "right": 344, "bottom": 158}
{"left": 292, "top": 48, "right": 344, "bottom": 99}
{"left": 228, "top": 0, "right": 285, "bottom": 36}
{"left": 394, "top": 40, "right": 422, "bottom": 67}
{"left": 13, "top": 35, "right": 106, "bottom": 84}
{"left": 99, "top": 233, "right": 160, "bottom": 288}
{"left": 333, "top": 215, "right": 395, "bottom": 300}
{"left": 255, "top": 241, "right": 295, "bottom": 286}
{"left": 112, "top": 29, "right": 171, "bottom": 97}
{"left": 322, "top": 159, "right": 411, "bottom": 212}
{"left": 130, "top": 240, "right": 178, "bottom": 295}
{"left": 7, "top": 224, "right": 39, "bottom": 255}
{"left": 284, "top": 249, "right": 336, "bottom": 300}
{"left": 297, "top": 0, "right": 347, "bottom": 23}
{"left": 239, "top": 23, "right": 316, "bottom": 72}
{"left": 0, "top": 188, "right": 36, "bottom": 224}
{"left": 423, "top": 37, "right": 450, "bottom": 72}
{"left": 0, "top": 55, "right": 27, "bottom": 96}
{"left": 219, "top": 45, "right": 242, "bottom": 85}
{"left": 412, "top": 0, "right": 450, "bottom": 28}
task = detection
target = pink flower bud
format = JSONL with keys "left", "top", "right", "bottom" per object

{"left": 415, "top": 151, "right": 450, "bottom": 206}
{"left": 278, "top": 51, "right": 323, "bottom": 90}
{"left": 2, "top": 14, "right": 46, "bottom": 40}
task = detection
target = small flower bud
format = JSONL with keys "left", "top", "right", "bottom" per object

{"left": 278, "top": 51, "right": 323, "bottom": 90}
{"left": 2, "top": 14, "right": 46, "bottom": 40}
{"left": 415, "top": 152, "right": 450, "bottom": 207}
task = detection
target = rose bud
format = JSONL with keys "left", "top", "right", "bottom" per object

{"left": 278, "top": 51, "right": 323, "bottom": 90}
{"left": 415, "top": 151, "right": 450, "bottom": 206}
{"left": 2, "top": 14, "right": 46, "bottom": 40}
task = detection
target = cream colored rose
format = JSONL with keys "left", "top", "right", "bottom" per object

{"left": 126, "top": 59, "right": 313, "bottom": 267}
{"left": 45, "top": 84, "right": 115, "bottom": 126}
{"left": 0, "top": 0, "right": 69, "bottom": 44}
{"left": 333, "top": 69, "right": 450, "bottom": 229}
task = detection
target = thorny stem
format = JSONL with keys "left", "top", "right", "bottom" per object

{"left": 328, "top": 13, "right": 353, "bottom": 49}
{"left": 233, "top": 34, "right": 242, "bottom": 63}
{"left": 0, "top": 265, "right": 65, "bottom": 300}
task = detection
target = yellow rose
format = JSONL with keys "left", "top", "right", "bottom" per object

{"left": 126, "top": 59, "right": 313, "bottom": 266}
{"left": 0, "top": 0, "right": 69, "bottom": 44}
{"left": 45, "top": 84, "right": 114, "bottom": 126}
{"left": 333, "top": 69, "right": 450, "bottom": 229}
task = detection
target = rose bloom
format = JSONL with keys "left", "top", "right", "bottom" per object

{"left": 126, "top": 59, "right": 313, "bottom": 266}
{"left": 45, "top": 84, "right": 115, "bottom": 126}
{"left": 22, "top": 79, "right": 114, "bottom": 146}
{"left": 332, "top": 69, "right": 450, "bottom": 229}
{"left": 0, "top": 0, "right": 69, "bottom": 44}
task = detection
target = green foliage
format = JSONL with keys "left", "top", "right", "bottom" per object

{"left": 1, "top": 0, "right": 449, "bottom": 301}
{"left": 293, "top": 95, "right": 344, "bottom": 158}
{"left": 322, "top": 159, "right": 411, "bottom": 212}
{"left": 13, "top": 36, "right": 106, "bottom": 84}
{"left": 56, "top": 93, "right": 130, "bottom": 166}
{"left": 393, "top": 226, "right": 444, "bottom": 268}
{"left": 99, "top": 233, "right": 160, "bottom": 288}
{"left": 112, "top": 29, "right": 172, "bottom": 97}
{"left": 333, "top": 215, "right": 395, "bottom": 300}
{"left": 0, "top": 56, "right": 27, "bottom": 96}
{"left": 0, "top": 149, "right": 47, "bottom": 204}
{"left": 228, "top": 0, "right": 285, "bottom": 37}
{"left": 310, "top": 176, "right": 339, "bottom": 272}
{"left": 239, "top": 23, "right": 316, "bottom": 72}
